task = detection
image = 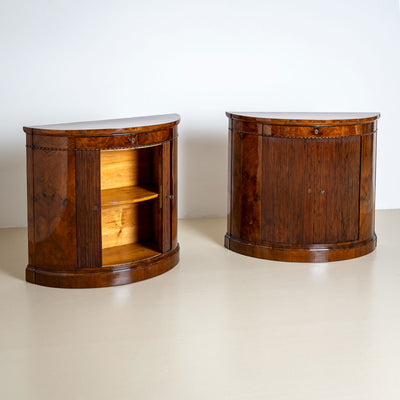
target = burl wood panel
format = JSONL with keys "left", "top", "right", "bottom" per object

{"left": 225, "top": 112, "right": 379, "bottom": 262}
{"left": 76, "top": 150, "right": 102, "bottom": 268}
{"left": 230, "top": 131, "right": 243, "bottom": 239}
{"left": 239, "top": 133, "right": 262, "bottom": 243}
{"left": 31, "top": 147, "right": 77, "bottom": 269}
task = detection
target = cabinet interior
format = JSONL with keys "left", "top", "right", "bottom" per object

{"left": 100, "top": 146, "right": 162, "bottom": 266}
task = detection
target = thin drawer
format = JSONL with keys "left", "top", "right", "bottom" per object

{"left": 75, "top": 129, "right": 172, "bottom": 149}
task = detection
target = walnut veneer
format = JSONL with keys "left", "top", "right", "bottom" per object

{"left": 25, "top": 114, "right": 179, "bottom": 288}
{"left": 225, "top": 112, "right": 379, "bottom": 262}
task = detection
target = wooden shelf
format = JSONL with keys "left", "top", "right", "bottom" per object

{"left": 102, "top": 242, "right": 160, "bottom": 266}
{"left": 101, "top": 185, "right": 158, "bottom": 206}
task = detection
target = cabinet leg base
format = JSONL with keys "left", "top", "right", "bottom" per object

{"left": 26, "top": 244, "right": 180, "bottom": 288}
{"left": 224, "top": 235, "right": 377, "bottom": 262}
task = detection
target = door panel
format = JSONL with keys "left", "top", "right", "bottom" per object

{"left": 261, "top": 138, "right": 314, "bottom": 244}
{"left": 261, "top": 137, "right": 360, "bottom": 244}
{"left": 313, "top": 137, "right": 360, "bottom": 243}
{"left": 160, "top": 141, "right": 171, "bottom": 252}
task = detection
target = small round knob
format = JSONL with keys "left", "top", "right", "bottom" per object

{"left": 319, "top": 188, "right": 325, "bottom": 194}
{"left": 314, "top": 128, "right": 321, "bottom": 135}
{"left": 131, "top": 137, "right": 136, "bottom": 144}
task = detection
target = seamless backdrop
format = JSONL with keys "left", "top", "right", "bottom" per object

{"left": 0, "top": 0, "right": 399, "bottom": 227}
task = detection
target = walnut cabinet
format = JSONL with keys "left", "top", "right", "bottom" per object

{"left": 25, "top": 114, "right": 179, "bottom": 288}
{"left": 225, "top": 112, "right": 379, "bottom": 262}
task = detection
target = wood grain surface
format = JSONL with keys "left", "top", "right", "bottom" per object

{"left": 226, "top": 112, "right": 379, "bottom": 262}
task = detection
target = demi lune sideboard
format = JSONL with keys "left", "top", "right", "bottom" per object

{"left": 225, "top": 112, "right": 379, "bottom": 262}
{"left": 25, "top": 114, "right": 179, "bottom": 288}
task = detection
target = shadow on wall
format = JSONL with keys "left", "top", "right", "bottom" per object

{"left": 179, "top": 132, "right": 228, "bottom": 219}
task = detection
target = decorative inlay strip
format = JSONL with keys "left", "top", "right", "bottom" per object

{"left": 25, "top": 137, "right": 178, "bottom": 152}
{"left": 229, "top": 129, "right": 376, "bottom": 139}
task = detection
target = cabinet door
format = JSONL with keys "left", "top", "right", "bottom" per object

{"left": 261, "top": 136, "right": 360, "bottom": 244}
{"left": 154, "top": 140, "right": 176, "bottom": 253}
{"left": 76, "top": 150, "right": 102, "bottom": 267}
{"left": 312, "top": 137, "right": 360, "bottom": 244}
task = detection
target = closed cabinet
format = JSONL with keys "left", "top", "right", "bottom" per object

{"left": 226, "top": 112, "right": 379, "bottom": 262}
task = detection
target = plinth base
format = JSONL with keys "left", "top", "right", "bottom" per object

{"left": 26, "top": 244, "right": 179, "bottom": 288}
{"left": 224, "top": 235, "right": 376, "bottom": 263}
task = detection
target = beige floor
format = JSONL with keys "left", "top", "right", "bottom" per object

{"left": 0, "top": 210, "right": 399, "bottom": 399}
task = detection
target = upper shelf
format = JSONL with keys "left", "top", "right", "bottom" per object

{"left": 23, "top": 114, "right": 180, "bottom": 136}
{"left": 226, "top": 112, "right": 380, "bottom": 126}
{"left": 101, "top": 185, "right": 158, "bottom": 207}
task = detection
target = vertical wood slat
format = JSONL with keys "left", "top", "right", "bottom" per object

{"left": 261, "top": 136, "right": 273, "bottom": 241}
{"left": 153, "top": 145, "right": 162, "bottom": 250}
{"left": 227, "top": 129, "right": 233, "bottom": 236}
{"left": 76, "top": 150, "right": 102, "bottom": 268}
{"left": 359, "top": 133, "right": 376, "bottom": 240}
{"left": 261, "top": 138, "right": 314, "bottom": 244}
{"left": 161, "top": 141, "right": 171, "bottom": 252}
{"left": 230, "top": 131, "right": 242, "bottom": 239}
{"left": 313, "top": 137, "right": 360, "bottom": 243}
{"left": 239, "top": 133, "right": 262, "bottom": 242}
{"left": 26, "top": 134, "right": 35, "bottom": 267}
{"left": 171, "top": 133, "right": 178, "bottom": 250}
{"left": 261, "top": 136, "right": 360, "bottom": 245}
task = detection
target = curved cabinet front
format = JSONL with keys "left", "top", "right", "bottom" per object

{"left": 225, "top": 112, "right": 379, "bottom": 262}
{"left": 25, "top": 114, "right": 180, "bottom": 288}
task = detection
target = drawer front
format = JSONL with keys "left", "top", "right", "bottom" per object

{"left": 263, "top": 122, "right": 376, "bottom": 138}
{"left": 75, "top": 129, "right": 172, "bottom": 150}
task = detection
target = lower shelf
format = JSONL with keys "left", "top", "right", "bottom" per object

{"left": 102, "top": 242, "right": 161, "bottom": 267}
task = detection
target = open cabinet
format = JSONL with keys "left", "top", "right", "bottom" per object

{"left": 101, "top": 146, "right": 169, "bottom": 266}
{"left": 24, "top": 114, "right": 179, "bottom": 288}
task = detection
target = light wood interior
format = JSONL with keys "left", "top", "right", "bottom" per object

{"left": 101, "top": 202, "right": 153, "bottom": 249}
{"left": 100, "top": 147, "right": 162, "bottom": 264}
{"left": 102, "top": 242, "right": 160, "bottom": 267}
{"left": 101, "top": 148, "right": 153, "bottom": 190}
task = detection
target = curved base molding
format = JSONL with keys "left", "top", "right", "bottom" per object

{"left": 26, "top": 245, "right": 180, "bottom": 289}
{"left": 224, "top": 235, "right": 376, "bottom": 263}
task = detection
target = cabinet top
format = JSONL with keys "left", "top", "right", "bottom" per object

{"left": 226, "top": 112, "right": 380, "bottom": 125}
{"left": 24, "top": 113, "right": 180, "bottom": 136}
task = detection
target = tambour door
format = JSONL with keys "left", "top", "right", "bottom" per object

{"left": 76, "top": 138, "right": 176, "bottom": 268}
{"left": 261, "top": 136, "right": 361, "bottom": 244}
